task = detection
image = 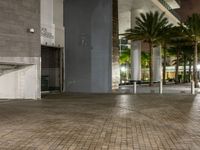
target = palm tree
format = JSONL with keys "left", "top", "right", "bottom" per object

{"left": 180, "top": 45, "right": 194, "bottom": 83}
{"left": 159, "top": 27, "right": 178, "bottom": 84}
{"left": 164, "top": 25, "right": 190, "bottom": 84}
{"left": 162, "top": 43, "right": 168, "bottom": 84}
{"left": 169, "top": 38, "right": 191, "bottom": 84}
{"left": 168, "top": 46, "right": 180, "bottom": 83}
{"left": 141, "top": 52, "right": 150, "bottom": 68}
{"left": 181, "top": 13, "right": 200, "bottom": 87}
{"left": 169, "top": 43, "right": 194, "bottom": 84}
{"left": 124, "top": 11, "right": 173, "bottom": 86}
{"left": 162, "top": 48, "right": 173, "bottom": 84}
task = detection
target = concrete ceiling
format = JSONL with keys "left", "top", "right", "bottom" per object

{"left": 118, "top": 0, "right": 180, "bottom": 34}
{"left": 118, "top": 0, "right": 158, "bottom": 34}
{"left": 118, "top": 0, "right": 155, "bottom": 14}
{"left": 165, "top": 0, "right": 180, "bottom": 9}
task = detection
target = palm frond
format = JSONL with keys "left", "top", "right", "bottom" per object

{"left": 123, "top": 11, "right": 173, "bottom": 45}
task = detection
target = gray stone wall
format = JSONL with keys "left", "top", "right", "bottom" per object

{"left": 64, "top": 0, "right": 112, "bottom": 93}
{"left": 0, "top": 0, "right": 40, "bottom": 57}
{"left": 112, "top": 0, "right": 120, "bottom": 89}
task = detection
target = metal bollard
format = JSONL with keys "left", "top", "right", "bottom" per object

{"left": 159, "top": 80, "right": 163, "bottom": 94}
{"left": 133, "top": 82, "right": 137, "bottom": 94}
{"left": 191, "top": 80, "right": 195, "bottom": 94}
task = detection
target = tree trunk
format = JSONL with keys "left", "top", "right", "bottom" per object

{"left": 189, "top": 59, "right": 192, "bottom": 82}
{"left": 183, "top": 55, "right": 187, "bottom": 83}
{"left": 193, "top": 41, "right": 198, "bottom": 87}
{"left": 162, "top": 46, "right": 166, "bottom": 85}
{"left": 149, "top": 42, "right": 153, "bottom": 86}
{"left": 175, "top": 48, "right": 180, "bottom": 84}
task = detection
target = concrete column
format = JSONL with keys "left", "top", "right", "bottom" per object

{"left": 131, "top": 41, "right": 141, "bottom": 80}
{"left": 41, "top": 0, "right": 55, "bottom": 46}
{"left": 64, "top": 0, "right": 112, "bottom": 93}
{"left": 112, "top": 0, "right": 120, "bottom": 90}
{"left": 130, "top": 9, "right": 143, "bottom": 81}
{"left": 153, "top": 45, "right": 162, "bottom": 81}
{"left": 53, "top": 0, "right": 65, "bottom": 47}
{"left": 0, "top": 57, "right": 41, "bottom": 99}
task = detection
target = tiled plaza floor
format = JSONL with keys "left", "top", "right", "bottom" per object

{"left": 0, "top": 94, "right": 200, "bottom": 150}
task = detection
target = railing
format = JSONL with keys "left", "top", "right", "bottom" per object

{"left": 158, "top": 0, "right": 181, "bottom": 21}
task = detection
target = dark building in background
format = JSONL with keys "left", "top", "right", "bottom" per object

{"left": 176, "top": 0, "right": 200, "bottom": 21}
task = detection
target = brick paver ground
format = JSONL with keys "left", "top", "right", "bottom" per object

{"left": 0, "top": 94, "right": 200, "bottom": 150}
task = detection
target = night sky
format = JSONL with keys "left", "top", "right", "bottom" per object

{"left": 176, "top": 0, "right": 200, "bottom": 21}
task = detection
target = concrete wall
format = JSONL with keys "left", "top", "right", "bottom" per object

{"left": 0, "top": 0, "right": 40, "bottom": 57}
{"left": 54, "top": 0, "right": 65, "bottom": 47}
{"left": 41, "top": 0, "right": 55, "bottom": 46}
{"left": 153, "top": 45, "right": 162, "bottom": 81}
{"left": 41, "top": 0, "right": 64, "bottom": 47}
{"left": 64, "top": 0, "right": 112, "bottom": 93}
{"left": 40, "top": 0, "right": 65, "bottom": 92}
{"left": 0, "top": 0, "right": 41, "bottom": 99}
{"left": 0, "top": 57, "right": 40, "bottom": 99}
{"left": 112, "top": 0, "right": 120, "bottom": 90}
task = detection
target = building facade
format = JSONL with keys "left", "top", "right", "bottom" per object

{"left": 40, "top": 0, "right": 65, "bottom": 92}
{"left": 0, "top": 0, "right": 65, "bottom": 99}
{"left": 0, "top": 0, "right": 41, "bottom": 99}
{"left": 0, "top": 0, "right": 181, "bottom": 99}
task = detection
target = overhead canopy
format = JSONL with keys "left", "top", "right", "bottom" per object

{"left": 118, "top": 0, "right": 180, "bottom": 34}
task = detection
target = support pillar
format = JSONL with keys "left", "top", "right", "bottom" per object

{"left": 131, "top": 41, "right": 141, "bottom": 80}
{"left": 191, "top": 80, "right": 195, "bottom": 94}
{"left": 41, "top": 0, "right": 55, "bottom": 46}
{"left": 130, "top": 9, "right": 143, "bottom": 81}
{"left": 153, "top": 45, "right": 162, "bottom": 82}
{"left": 112, "top": 0, "right": 120, "bottom": 90}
